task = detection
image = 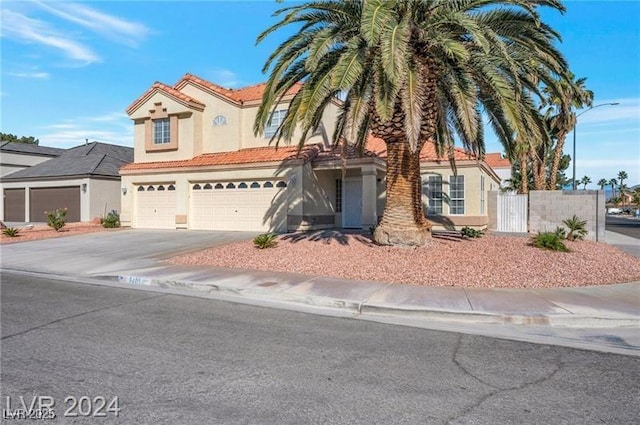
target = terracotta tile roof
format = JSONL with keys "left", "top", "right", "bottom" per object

{"left": 174, "top": 73, "right": 302, "bottom": 104}
{"left": 484, "top": 152, "right": 511, "bottom": 169}
{"left": 126, "top": 82, "right": 205, "bottom": 115}
{"left": 120, "top": 144, "right": 321, "bottom": 171}
{"left": 366, "top": 136, "right": 476, "bottom": 162}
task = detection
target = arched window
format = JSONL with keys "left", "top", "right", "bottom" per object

{"left": 276, "top": 181, "right": 287, "bottom": 188}
{"left": 193, "top": 184, "right": 201, "bottom": 190}
{"left": 147, "top": 185, "right": 155, "bottom": 191}
{"left": 157, "top": 185, "right": 165, "bottom": 191}
{"left": 226, "top": 182, "right": 236, "bottom": 189}
{"left": 214, "top": 183, "right": 224, "bottom": 189}
{"left": 238, "top": 182, "right": 248, "bottom": 189}
{"left": 203, "top": 183, "right": 212, "bottom": 190}
{"left": 212, "top": 115, "right": 227, "bottom": 126}
{"left": 168, "top": 185, "right": 175, "bottom": 191}
{"left": 137, "top": 186, "right": 145, "bottom": 192}
{"left": 263, "top": 181, "right": 273, "bottom": 188}
{"left": 250, "top": 182, "right": 260, "bottom": 188}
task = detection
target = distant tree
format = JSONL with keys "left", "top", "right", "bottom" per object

{"left": 0, "top": 132, "right": 39, "bottom": 145}
{"left": 619, "top": 183, "right": 629, "bottom": 206}
{"left": 597, "top": 178, "right": 608, "bottom": 190}
{"left": 617, "top": 171, "right": 628, "bottom": 188}
{"left": 609, "top": 178, "right": 618, "bottom": 199}
{"left": 580, "top": 176, "right": 591, "bottom": 190}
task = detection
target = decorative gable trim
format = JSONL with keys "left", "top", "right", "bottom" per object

{"left": 126, "top": 81, "right": 205, "bottom": 116}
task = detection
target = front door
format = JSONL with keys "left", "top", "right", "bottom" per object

{"left": 342, "top": 178, "right": 362, "bottom": 228}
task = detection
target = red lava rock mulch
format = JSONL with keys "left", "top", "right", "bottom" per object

{"left": 168, "top": 233, "right": 640, "bottom": 289}
{"left": 1, "top": 223, "right": 114, "bottom": 244}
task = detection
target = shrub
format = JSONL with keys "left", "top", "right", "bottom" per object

{"left": 461, "top": 226, "right": 484, "bottom": 238}
{"left": 102, "top": 210, "right": 120, "bottom": 228}
{"left": 554, "top": 226, "right": 567, "bottom": 239}
{"left": 2, "top": 227, "right": 20, "bottom": 237}
{"left": 531, "top": 232, "right": 570, "bottom": 252}
{"left": 253, "top": 233, "right": 278, "bottom": 249}
{"left": 563, "top": 215, "right": 587, "bottom": 241}
{"left": 45, "top": 208, "right": 67, "bottom": 232}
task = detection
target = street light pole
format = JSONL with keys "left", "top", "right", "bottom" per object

{"left": 571, "top": 102, "right": 620, "bottom": 190}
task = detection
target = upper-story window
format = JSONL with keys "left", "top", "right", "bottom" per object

{"left": 213, "top": 115, "right": 227, "bottom": 126}
{"left": 265, "top": 110, "right": 286, "bottom": 138}
{"left": 153, "top": 118, "right": 170, "bottom": 144}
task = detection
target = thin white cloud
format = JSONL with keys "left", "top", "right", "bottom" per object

{"left": 1, "top": 9, "right": 99, "bottom": 64}
{"left": 38, "top": 113, "right": 133, "bottom": 148}
{"left": 578, "top": 98, "right": 640, "bottom": 125}
{"left": 209, "top": 68, "right": 242, "bottom": 87}
{"left": 6, "top": 71, "right": 50, "bottom": 79}
{"left": 33, "top": 1, "right": 151, "bottom": 47}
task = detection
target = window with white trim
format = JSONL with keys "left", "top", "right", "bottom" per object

{"left": 450, "top": 175, "right": 465, "bottom": 215}
{"left": 427, "top": 175, "right": 443, "bottom": 215}
{"left": 153, "top": 118, "right": 170, "bottom": 144}
{"left": 264, "top": 110, "right": 286, "bottom": 138}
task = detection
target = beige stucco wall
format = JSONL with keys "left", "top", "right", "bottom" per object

{"left": 0, "top": 178, "right": 120, "bottom": 222}
{"left": 120, "top": 164, "right": 299, "bottom": 229}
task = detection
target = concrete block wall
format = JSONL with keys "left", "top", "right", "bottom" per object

{"left": 529, "top": 190, "right": 605, "bottom": 241}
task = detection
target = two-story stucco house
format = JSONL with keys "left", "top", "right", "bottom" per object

{"left": 120, "top": 73, "right": 501, "bottom": 232}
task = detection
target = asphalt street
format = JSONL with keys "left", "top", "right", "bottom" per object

{"left": 2, "top": 273, "right": 639, "bottom": 425}
{"left": 606, "top": 214, "right": 640, "bottom": 239}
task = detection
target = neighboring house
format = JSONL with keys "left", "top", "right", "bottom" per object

{"left": 120, "top": 73, "right": 501, "bottom": 232}
{"left": 1, "top": 142, "right": 133, "bottom": 223}
{"left": 0, "top": 141, "right": 64, "bottom": 177}
{"left": 483, "top": 152, "right": 512, "bottom": 187}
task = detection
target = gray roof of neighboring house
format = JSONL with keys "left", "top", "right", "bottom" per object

{"left": 0, "top": 141, "right": 65, "bottom": 157}
{"left": 1, "top": 142, "right": 133, "bottom": 181}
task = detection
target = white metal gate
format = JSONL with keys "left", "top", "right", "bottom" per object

{"left": 496, "top": 194, "right": 528, "bottom": 232}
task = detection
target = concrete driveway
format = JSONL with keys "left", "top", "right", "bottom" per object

{"left": 0, "top": 229, "right": 258, "bottom": 277}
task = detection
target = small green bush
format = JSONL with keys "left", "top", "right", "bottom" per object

{"left": 2, "top": 227, "right": 20, "bottom": 237}
{"left": 531, "top": 232, "right": 570, "bottom": 252}
{"left": 45, "top": 208, "right": 67, "bottom": 232}
{"left": 253, "top": 233, "right": 278, "bottom": 249}
{"left": 461, "top": 226, "right": 484, "bottom": 238}
{"left": 563, "top": 215, "right": 587, "bottom": 241}
{"left": 554, "top": 226, "right": 567, "bottom": 239}
{"left": 102, "top": 210, "right": 120, "bottom": 228}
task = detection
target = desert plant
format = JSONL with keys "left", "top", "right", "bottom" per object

{"left": 253, "top": 233, "right": 278, "bottom": 249}
{"left": 531, "top": 232, "right": 570, "bottom": 252}
{"left": 2, "top": 227, "right": 20, "bottom": 237}
{"left": 102, "top": 210, "right": 120, "bottom": 228}
{"left": 460, "top": 227, "right": 484, "bottom": 239}
{"left": 562, "top": 215, "right": 587, "bottom": 241}
{"left": 554, "top": 226, "right": 567, "bottom": 239}
{"left": 45, "top": 208, "right": 67, "bottom": 232}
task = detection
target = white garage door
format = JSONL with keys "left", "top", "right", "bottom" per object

{"left": 134, "top": 184, "right": 176, "bottom": 229}
{"left": 190, "top": 180, "right": 287, "bottom": 232}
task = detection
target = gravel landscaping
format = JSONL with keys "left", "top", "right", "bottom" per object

{"left": 0, "top": 222, "right": 113, "bottom": 244}
{"left": 169, "top": 231, "right": 640, "bottom": 288}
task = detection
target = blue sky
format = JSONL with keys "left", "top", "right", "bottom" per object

{"left": 1, "top": 0, "right": 638, "bottom": 187}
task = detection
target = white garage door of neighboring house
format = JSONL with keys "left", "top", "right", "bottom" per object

{"left": 134, "top": 184, "right": 176, "bottom": 229}
{"left": 190, "top": 180, "right": 287, "bottom": 232}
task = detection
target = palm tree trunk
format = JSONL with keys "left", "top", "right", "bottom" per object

{"left": 374, "top": 139, "right": 431, "bottom": 246}
{"left": 547, "top": 130, "right": 568, "bottom": 190}
{"left": 519, "top": 153, "right": 528, "bottom": 194}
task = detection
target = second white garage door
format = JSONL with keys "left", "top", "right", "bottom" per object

{"left": 190, "top": 180, "right": 287, "bottom": 232}
{"left": 134, "top": 184, "right": 176, "bottom": 229}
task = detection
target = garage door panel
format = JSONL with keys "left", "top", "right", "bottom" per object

{"left": 30, "top": 187, "right": 80, "bottom": 222}
{"left": 190, "top": 182, "right": 286, "bottom": 232}
{"left": 134, "top": 185, "right": 176, "bottom": 229}
{"left": 4, "top": 189, "right": 25, "bottom": 222}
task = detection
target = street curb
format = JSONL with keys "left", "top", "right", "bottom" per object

{"left": 117, "top": 274, "right": 640, "bottom": 329}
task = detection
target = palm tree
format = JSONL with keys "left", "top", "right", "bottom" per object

{"left": 609, "top": 178, "right": 618, "bottom": 199}
{"left": 255, "top": 0, "right": 568, "bottom": 246}
{"left": 597, "top": 178, "right": 608, "bottom": 190}
{"left": 617, "top": 170, "right": 628, "bottom": 188}
{"left": 543, "top": 73, "right": 593, "bottom": 190}
{"left": 580, "top": 175, "right": 591, "bottom": 190}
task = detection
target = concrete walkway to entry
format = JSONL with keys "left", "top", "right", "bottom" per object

{"left": 1, "top": 229, "right": 638, "bottom": 355}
